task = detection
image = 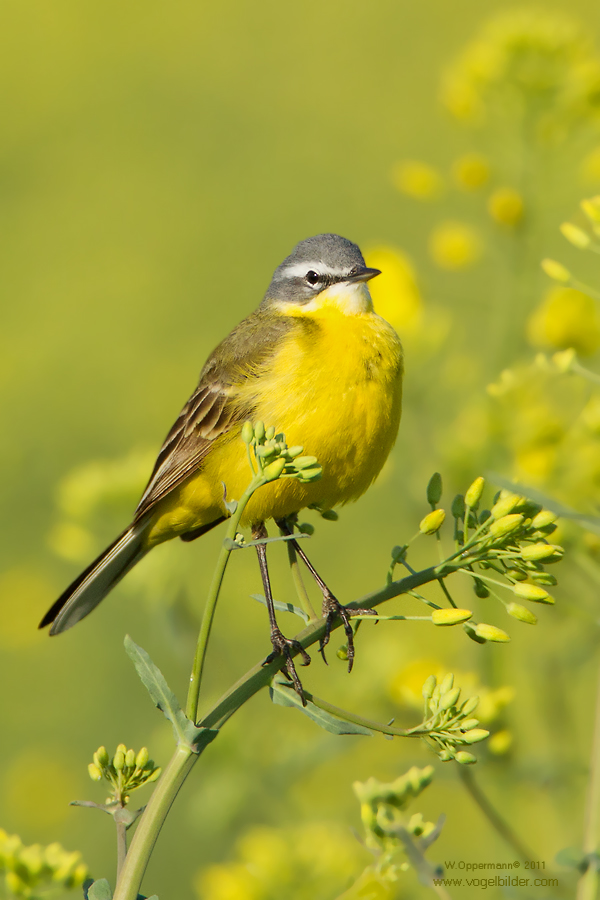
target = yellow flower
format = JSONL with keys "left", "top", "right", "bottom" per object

{"left": 581, "top": 146, "right": 600, "bottom": 183}
{"left": 527, "top": 286, "right": 600, "bottom": 355}
{"left": 488, "top": 187, "right": 524, "bottom": 227}
{"left": 429, "top": 221, "right": 482, "bottom": 270}
{"left": 365, "top": 246, "right": 422, "bottom": 334}
{"left": 488, "top": 729, "right": 513, "bottom": 755}
{"left": 391, "top": 160, "right": 443, "bottom": 200}
{"left": 452, "top": 153, "right": 490, "bottom": 190}
{"left": 47, "top": 521, "right": 96, "bottom": 563}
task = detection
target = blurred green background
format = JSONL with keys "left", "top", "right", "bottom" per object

{"left": 3, "top": 0, "right": 600, "bottom": 897}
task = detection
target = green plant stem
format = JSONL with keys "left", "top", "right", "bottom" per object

{"left": 116, "top": 821, "right": 127, "bottom": 880}
{"left": 113, "top": 745, "right": 196, "bottom": 900}
{"left": 185, "top": 477, "right": 263, "bottom": 724}
{"left": 113, "top": 561, "right": 455, "bottom": 900}
{"left": 577, "top": 660, "right": 600, "bottom": 900}
{"left": 285, "top": 538, "right": 318, "bottom": 621}
{"left": 458, "top": 766, "right": 535, "bottom": 862}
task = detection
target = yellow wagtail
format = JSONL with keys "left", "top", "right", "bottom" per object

{"left": 40, "top": 234, "right": 403, "bottom": 691}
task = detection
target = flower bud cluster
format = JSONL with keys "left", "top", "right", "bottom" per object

{"left": 419, "top": 674, "right": 489, "bottom": 764}
{"left": 353, "top": 766, "right": 435, "bottom": 851}
{"left": 242, "top": 420, "right": 322, "bottom": 484}
{"left": 0, "top": 829, "right": 88, "bottom": 897}
{"left": 88, "top": 744, "right": 161, "bottom": 806}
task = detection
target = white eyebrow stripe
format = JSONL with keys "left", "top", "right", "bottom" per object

{"left": 281, "top": 262, "right": 349, "bottom": 279}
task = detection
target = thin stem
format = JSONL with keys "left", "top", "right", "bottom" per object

{"left": 458, "top": 766, "right": 536, "bottom": 862}
{"left": 185, "top": 477, "right": 262, "bottom": 724}
{"left": 116, "top": 821, "right": 127, "bottom": 879}
{"left": 285, "top": 535, "right": 318, "bottom": 621}
{"left": 577, "top": 660, "right": 600, "bottom": 900}
{"left": 113, "top": 746, "right": 197, "bottom": 900}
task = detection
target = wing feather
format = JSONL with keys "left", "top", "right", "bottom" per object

{"left": 133, "top": 308, "right": 303, "bottom": 522}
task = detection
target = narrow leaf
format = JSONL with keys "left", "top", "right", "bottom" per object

{"left": 270, "top": 675, "right": 373, "bottom": 735}
{"left": 124, "top": 636, "right": 213, "bottom": 750}
{"left": 251, "top": 594, "right": 309, "bottom": 623}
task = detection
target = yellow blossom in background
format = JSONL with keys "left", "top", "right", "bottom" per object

{"left": 55, "top": 448, "right": 155, "bottom": 522}
{"left": 527, "top": 286, "right": 600, "bottom": 355}
{"left": 488, "top": 729, "right": 513, "bottom": 755}
{"left": 429, "top": 220, "right": 482, "bottom": 270}
{"left": 0, "top": 830, "right": 87, "bottom": 898}
{"left": 365, "top": 246, "right": 422, "bottom": 334}
{"left": 194, "top": 823, "right": 367, "bottom": 900}
{"left": 391, "top": 160, "right": 443, "bottom": 200}
{"left": 488, "top": 187, "right": 524, "bottom": 227}
{"left": 441, "top": 9, "right": 600, "bottom": 138}
{"left": 47, "top": 521, "right": 96, "bottom": 564}
{"left": 452, "top": 153, "right": 490, "bottom": 190}
{"left": 476, "top": 686, "right": 515, "bottom": 723}
{"left": 581, "top": 145, "right": 600, "bottom": 182}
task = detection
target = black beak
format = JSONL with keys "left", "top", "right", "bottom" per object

{"left": 345, "top": 266, "right": 381, "bottom": 284}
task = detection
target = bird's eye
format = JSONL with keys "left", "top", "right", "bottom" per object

{"left": 305, "top": 270, "right": 320, "bottom": 286}
{"left": 348, "top": 266, "right": 360, "bottom": 277}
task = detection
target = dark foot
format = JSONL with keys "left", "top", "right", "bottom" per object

{"left": 320, "top": 592, "right": 378, "bottom": 673}
{"left": 264, "top": 627, "right": 311, "bottom": 704}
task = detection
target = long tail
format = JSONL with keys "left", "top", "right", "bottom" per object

{"left": 39, "top": 524, "right": 149, "bottom": 635}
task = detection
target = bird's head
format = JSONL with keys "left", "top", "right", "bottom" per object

{"left": 263, "top": 234, "right": 380, "bottom": 315}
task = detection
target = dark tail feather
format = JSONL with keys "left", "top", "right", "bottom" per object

{"left": 40, "top": 524, "right": 148, "bottom": 634}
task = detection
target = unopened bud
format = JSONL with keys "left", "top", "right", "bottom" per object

{"left": 298, "top": 522, "right": 314, "bottom": 535}
{"left": 463, "top": 623, "right": 487, "bottom": 644}
{"left": 113, "top": 751, "right": 125, "bottom": 771}
{"left": 460, "top": 718, "right": 480, "bottom": 731}
{"left": 491, "top": 493, "right": 522, "bottom": 519}
{"left": 531, "top": 510, "right": 557, "bottom": 529}
{"left": 473, "top": 578, "right": 490, "bottom": 598}
{"left": 438, "top": 749, "right": 455, "bottom": 761}
{"left": 507, "top": 602, "right": 537, "bottom": 624}
{"left": 241, "top": 421, "right": 254, "bottom": 444}
{"left": 505, "top": 567, "right": 528, "bottom": 582}
{"left": 286, "top": 446, "right": 304, "bottom": 458}
{"left": 337, "top": 645, "right": 349, "bottom": 661}
{"left": 136, "top": 748, "right": 149, "bottom": 768}
{"left": 265, "top": 426, "right": 275, "bottom": 440}
{"left": 455, "top": 751, "right": 477, "bottom": 765}
{"left": 531, "top": 571, "right": 557, "bottom": 586}
{"left": 422, "top": 675, "right": 436, "bottom": 699}
{"left": 460, "top": 728, "right": 490, "bottom": 744}
{"left": 451, "top": 494, "right": 465, "bottom": 519}
{"left": 321, "top": 509, "right": 338, "bottom": 521}
{"left": 465, "top": 477, "right": 485, "bottom": 509}
{"left": 522, "top": 542, "right": 561, "bottom": 561}
{"left": 253, "top": 421, "right": 265, "bottom": 441}
{"left": 439, "top": 687, "right": 461, "bottom": 710}
{"left": 560, "top": 222, "right": 590, "bottom": 248}
{"left": 541, "top": 258, "right": 570, "bottom": 282}
{"left": 475, "top": 623, "right": 510, "bottom": 642}
{"left": 489, "top": 514, "right": 524, "bottom": 538}
{"left": 461, "top": 696, "right": 479, "bottom": 716}
{"left": 263, "top": 457, "right": 286, "bottom": 480}
{"left": 439, "top": 673, "right": 454, "bottom": 694}
{"left": 146, "top": 767, "right": 162, "bottom": 783}
{"left": 426, "top": 472, "right": 443, "bottom": 506}
{"left": 419, "top": 508, "right": 446, "bottom": 535}
{"left": 88, "top": 764, "right": 102, "bottom": 782}
{"left": 116, "top": 744, "right": 127, "bottom": 754}
{"left": 432, "top": 607, "right": 472, "bottom": 625}
{"left": 512, "top": 583, "right": 551, "bottom": 602}
{"left": 96, "top": 746, "right": 109, "bottom": 767}
{"left": 125, "top": 749, "right": 135, "bottom": 769}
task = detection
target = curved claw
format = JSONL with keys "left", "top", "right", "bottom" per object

{"left": 263, "top": 628, "right": 311, "bottom": 705}
{"left": 320, "top": 593, "right": 377, "bottom": 673}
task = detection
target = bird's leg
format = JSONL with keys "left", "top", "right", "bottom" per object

{"left": 253, "top": 523, "right": 311, "bottom": 703}
{"left": 276, "top": 518, "right": 377, "bottom": 672}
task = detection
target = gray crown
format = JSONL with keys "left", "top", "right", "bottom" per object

{"left": 263, "top": 234, "right": 368, "bottom": 305}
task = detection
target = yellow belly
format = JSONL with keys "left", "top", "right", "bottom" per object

{"left": 146, "top": 308, "right": 403, "bottom": 545}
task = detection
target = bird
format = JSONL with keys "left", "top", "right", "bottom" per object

{"left": 40, "top": 233, "right": 404, "bottom": 694}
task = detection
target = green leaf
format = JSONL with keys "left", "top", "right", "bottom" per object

{"left": 85, "top": 880, "right": 113, "bottom": 900}
{"left": 251, "top": 594, "right": 309, "bottom": 623}
{"left": 124, "top": 636, "right": 217, "bottom": 751}
{"left": 270, "top": 675, "right": 373, "bottom": 735}
{"left": 555, "top": 846, "right": 588, "bottom": 872}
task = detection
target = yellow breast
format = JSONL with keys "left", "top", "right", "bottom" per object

{"left": 146, "top": 301, "right": 403, "bottom": 544}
